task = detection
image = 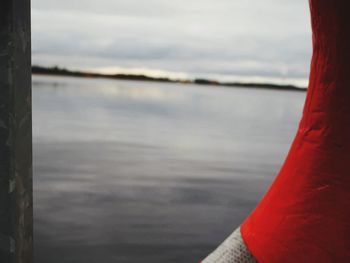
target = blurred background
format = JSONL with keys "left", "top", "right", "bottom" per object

{"left": 32, "top": 1, "right": 311, "bottom": 262}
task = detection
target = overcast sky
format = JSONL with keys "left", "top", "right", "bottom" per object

{"left": 32, "top": 0, "right": 312, "bottom": 85}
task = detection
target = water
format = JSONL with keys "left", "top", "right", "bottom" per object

{"left": 33, "top": 75, "right": 305, "bottom": 263}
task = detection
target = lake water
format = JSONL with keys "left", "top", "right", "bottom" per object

{"left": 33, "top": 75, "right": 305, "bottom": 263}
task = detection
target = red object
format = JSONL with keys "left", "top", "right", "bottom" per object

{"left": 241, "top": 1, "right": 350, "bottom": 262}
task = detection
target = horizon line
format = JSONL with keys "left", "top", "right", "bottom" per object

{"left": 32, "top": 65, "right": 307, "bottom": 92}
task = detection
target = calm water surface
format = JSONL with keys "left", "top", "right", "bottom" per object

{"left": 33, "top": 75, "right": 305, "bottom": 263}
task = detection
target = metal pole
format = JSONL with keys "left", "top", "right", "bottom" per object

{"left": 0, "top": 0, "right": 33, "bottom": 262}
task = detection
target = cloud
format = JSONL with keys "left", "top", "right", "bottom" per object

{"left": 31, "top": 0, "right": 312, "bottom": 82}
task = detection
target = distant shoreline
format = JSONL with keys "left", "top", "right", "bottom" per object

{"left": 32, "top": 65, "right": 306, "bottom": 92}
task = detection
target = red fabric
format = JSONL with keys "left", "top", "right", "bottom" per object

{"left": 241, "top": 1, "right": 350, "bottom": 262}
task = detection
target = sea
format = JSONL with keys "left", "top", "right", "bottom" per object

{"left": 33, "top": 75, "right": 305, "bottom": 263}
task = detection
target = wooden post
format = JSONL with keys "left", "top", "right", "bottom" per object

{"left": 0, "top": 0, "right": 33, "bottom": 262}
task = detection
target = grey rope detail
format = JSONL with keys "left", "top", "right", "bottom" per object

{"left": 202, "top": 227, "right": 257, "bottom": 263}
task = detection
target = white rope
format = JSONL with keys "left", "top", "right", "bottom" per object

{"left": 202, "top": 227, "right": 257, "bottom": 263}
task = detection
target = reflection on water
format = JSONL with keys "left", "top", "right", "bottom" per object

{"left": 33, "top": 75, "right": 305, "bottom": 263}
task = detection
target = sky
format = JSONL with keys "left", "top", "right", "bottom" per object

{"left": 32, "top": 0, "right": 312, "bottom": 86}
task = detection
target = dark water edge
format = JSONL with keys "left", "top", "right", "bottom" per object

{"left": 34, "top": 141, "right": 276, "bottom": 263}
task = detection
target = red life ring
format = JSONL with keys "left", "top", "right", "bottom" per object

{"left": 203, "top": 1, "right": 350, "bottom": 262}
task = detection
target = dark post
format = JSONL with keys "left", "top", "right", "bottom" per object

{"left": 0, "top": 0, "right": 33, "bottom": 263}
